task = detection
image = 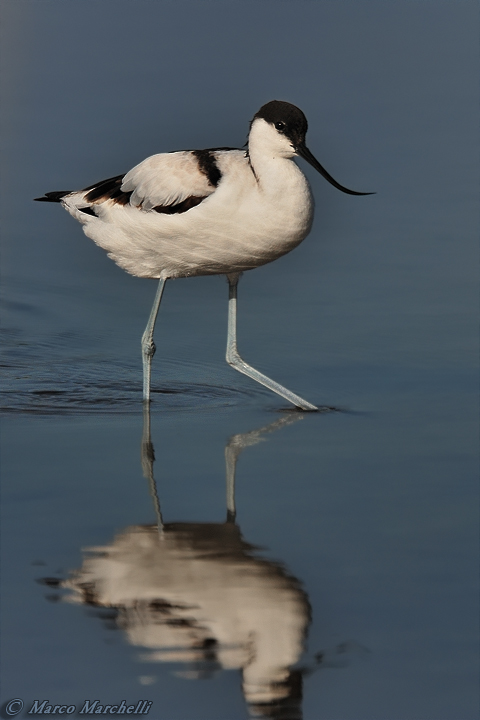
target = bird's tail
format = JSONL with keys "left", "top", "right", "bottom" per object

{"left": 34, "top": 191, "right": 71, "bottom": 202}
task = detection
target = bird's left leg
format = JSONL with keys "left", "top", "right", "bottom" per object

{"left": 142, "top": 277, "right": 167, "bottom": 402}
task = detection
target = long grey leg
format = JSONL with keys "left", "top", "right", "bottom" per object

{"left": 142, "top": 278, "right": 167, "bottom": 402}
{"left": 226, "top": 273, "right": 318, "bottom": 411}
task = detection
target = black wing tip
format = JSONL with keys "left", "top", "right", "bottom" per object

{"left": 34, "top": 191, "right": 71, "bottom": 202}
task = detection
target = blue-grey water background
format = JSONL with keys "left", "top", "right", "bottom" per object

{"left": 1, "top": 1, "right": 478, "bottom": 718}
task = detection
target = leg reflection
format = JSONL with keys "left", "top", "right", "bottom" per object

{"left": 141, "top": 401, "right": 163, "bottom": 534}
{"left": 225, "top": 414, "right": 302, "bottom": 523}
{"left": 141, "top": 400, "right": 302, "bottom": 526}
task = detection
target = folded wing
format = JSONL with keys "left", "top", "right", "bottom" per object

{"left": 120, "top": 151, "right": 217, "bottom": 212}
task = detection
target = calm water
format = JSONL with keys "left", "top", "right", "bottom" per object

{"left": 1, "top": 2, "right": 478, "bottom": 719}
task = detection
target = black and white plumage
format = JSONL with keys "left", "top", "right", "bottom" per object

{"left": 35, "top": 100, "right": 372, "bottom": 410}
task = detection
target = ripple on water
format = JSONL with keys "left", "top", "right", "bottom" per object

{"left": 0, "top": 355, "right": 263, "bottom": 415}
{"left": 0, "top": 328, "right": 336, "bottom": 415}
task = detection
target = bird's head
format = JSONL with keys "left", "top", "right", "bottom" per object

{"left": 250, "top": 100, "right": 373, "bottom": 196}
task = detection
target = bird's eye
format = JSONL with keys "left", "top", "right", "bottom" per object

{"left": 275, "top": 121, "right": 286, "bottom": 132}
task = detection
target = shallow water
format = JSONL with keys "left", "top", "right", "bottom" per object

{"left": 1, "top": 2, "right": 478, "bottom": 719}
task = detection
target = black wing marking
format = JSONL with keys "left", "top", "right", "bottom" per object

{"left": 153, "top": 195, "right": 207, "bottom": 214}
{"left": 192, "top": 150, "right": 222, "bottom": 187}
{"left": 84, "top": 175, "right": 132, "bottom": 205}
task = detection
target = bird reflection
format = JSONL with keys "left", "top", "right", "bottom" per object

{"left": 63, "top": 408, "right": 310, "bottom": 719}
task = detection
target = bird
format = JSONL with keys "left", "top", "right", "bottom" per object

{"left": 35, "top": 100, "right": 372, "bottom": 411}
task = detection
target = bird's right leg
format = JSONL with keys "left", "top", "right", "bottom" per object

{"left": 142, "top": 278, "right": 167, "bottom": 403}
{"left": 225, "top": 273, "right": 317, "bottom": 411}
